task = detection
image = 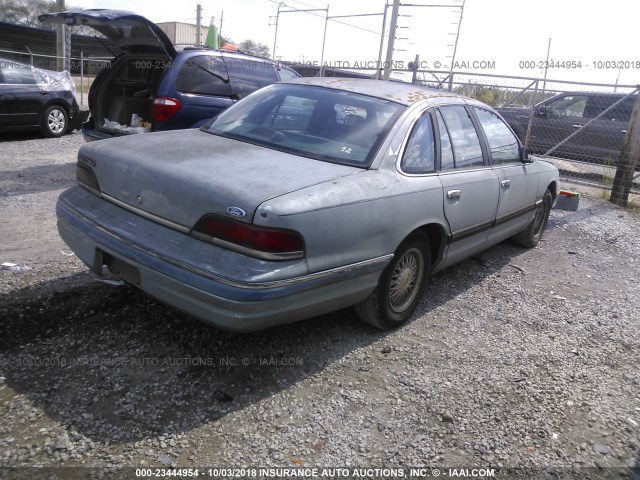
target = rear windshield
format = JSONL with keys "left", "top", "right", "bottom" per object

{"left": 203, "top": 84, "right": 405, "bottom": 167}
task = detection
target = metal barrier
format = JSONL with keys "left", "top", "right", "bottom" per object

{"left": 0, "top": 47, "right": 110, "bottom": 106}
{"left": 407, "top": 69, "right": 640, "bottom": 197}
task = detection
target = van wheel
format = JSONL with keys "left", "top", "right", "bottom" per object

{"left": 512, "top": 189, "right": 552, "bottom": 248}
{"left": 355, "top": 234, "right": 431, "bottom": 330}
{"left": 42, "top": 105, "right": 68, "bottom": 138}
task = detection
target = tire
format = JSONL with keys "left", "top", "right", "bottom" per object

{"left": 41, "top": 105, "right": 68, "bottom": 138}
{"left": 355, "top": 235, "right": 431, "bottom": 330}
{"left": 512, "top": 189, "right": 553, "bottom": 248}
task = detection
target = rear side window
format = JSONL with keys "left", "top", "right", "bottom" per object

{"left": 176, "top": 55, "right": 231, "bottom": 96}
{"left": 601, "top": 96, "right": 635, "bottom": 123}
{"left": 401, "top": 112, "right": 435, "bottom": 174}
{"left": 278, "top": 66, "right": 300, "bottom": 81}
{"left": 224, "top": 58, "right": 279, "bottom": 98}
{"left": 439, "top": 106, "right": 484, "bottom": 168}
{"left": 473, "top": 107, "right": 520, "bottom": 164}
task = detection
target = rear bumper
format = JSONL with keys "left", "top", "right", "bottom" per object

{"left": 56, "top": 187, "right": 390, "bottom": 331}
{"left": 81, "top": 116, "right": 131, "bottom": 142}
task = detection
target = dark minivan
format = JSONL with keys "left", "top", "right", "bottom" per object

{"left": 39, "top": 10, "right": 299, "bottom": 141}
{"left": 497, "top": 91, "right": 635, "bottom": 165}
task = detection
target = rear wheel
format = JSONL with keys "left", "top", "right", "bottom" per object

{"left": 355, "top": 234, "right": 431, "bottom": 330}
{"left": 41, "top": 105, "right": 68, "bottom": 138}
{"left": 512, "top": 189, "right": 553, "bottom": 247}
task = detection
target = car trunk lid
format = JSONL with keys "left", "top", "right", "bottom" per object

{"left": 79, "top": 129, "right": 362, "bottom": 228}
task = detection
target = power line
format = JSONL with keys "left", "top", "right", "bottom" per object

{"left": 266, "top": 0, "right": 388, "bottom": 38}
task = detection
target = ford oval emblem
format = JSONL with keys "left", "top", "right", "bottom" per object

{"left": 226, "top": 206, "right": 246, "bottom": 218}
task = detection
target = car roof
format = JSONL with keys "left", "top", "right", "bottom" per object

{"left": 282, "top": 77, "right": 463, "bottom": 106}
{"left": 179, "top": 48, "right": 277, "bottom": 64}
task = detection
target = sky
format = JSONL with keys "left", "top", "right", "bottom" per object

{"left": 68, "top": 0, "right": 640, "bottom": 92}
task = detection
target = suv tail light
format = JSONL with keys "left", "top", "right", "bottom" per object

{"left": 152, "top": 97, "right": 182, "bottom": 122}
{"left": 191, "top": 214, "right": 305, "bottom": 261}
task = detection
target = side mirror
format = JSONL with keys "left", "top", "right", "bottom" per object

{"left": 537, "top": 105, "right": 549, "bottom": 118}
{"left": 520, "top": 145, "right": 533, "bottom": 163}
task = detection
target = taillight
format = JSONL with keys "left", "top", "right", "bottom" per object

{"left": 77, "top": 162, "right": 101, "bottom": 194}
{"left": 152, "top": 96, "right": 182, "bottom": 122}
{"left": 191, "top": 214, "right": 305, "bottom": 261}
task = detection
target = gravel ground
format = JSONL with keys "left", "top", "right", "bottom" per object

{"left": 0, "top": 131, "right": 639, "bottom": 480}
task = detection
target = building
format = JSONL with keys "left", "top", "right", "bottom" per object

{"left": 156, "top": 22, "right": 210, "bottom": 48}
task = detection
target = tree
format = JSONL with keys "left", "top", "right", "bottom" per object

{"left": 0, "top": 0, "right": 62, "bottom": 28}
{"left": 238, "top": 39, "right": 270, "bottom": 58}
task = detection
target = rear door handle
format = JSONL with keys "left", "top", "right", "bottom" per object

{"left": 572, "top": 124, "right": 582, "bottom": 129}
{"left": 622, "top": 129, "right": 628, "bottom": 134}
{"left": 447, "top": 189, "right": 462, "bottom": 199}
{"left": 500, "top": 180, "right": 511, "bottom": 188}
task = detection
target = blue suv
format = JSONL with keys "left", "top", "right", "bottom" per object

{"left": 40, "top": 10, "right": 300, "bottom": 141}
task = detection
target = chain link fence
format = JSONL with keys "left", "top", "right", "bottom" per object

{"left": 1, "top": 47, "right": 110, "bottom": 106}
{"left": 410, "top": 70, "right": 640, "bottom": 195}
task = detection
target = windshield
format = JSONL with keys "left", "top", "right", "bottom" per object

{"left": 203, "top": 84, "right": 405, "bottom": 167}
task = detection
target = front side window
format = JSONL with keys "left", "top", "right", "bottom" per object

{"left": 544, "top": 95, "right": 588, "bottom": 118}
{"left": 474, "top": 107, "right": 520, "bottom": 164}
{"left": 176, "top": 55, "right": 231, "bottom": 96}
{"left": 1, "top": 64, "right": 37, "bottom": 85}
{"left": 205, "top": 84, "right": 405, "bottom": 167}
{"left": 401, "top": 112, "right": 435, "bottom": 174}
{"left": 439, "top": 106, "right": 484, "bottom": 168}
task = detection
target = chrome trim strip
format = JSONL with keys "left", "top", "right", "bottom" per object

{"left": 59, "top": 198, "right": 393, "bottom": 290}
{"left": 101, "top": 193, "right": 191, "bottom": 234}
{"left": 495, "top": 203, "right": 536, "bottom": 224}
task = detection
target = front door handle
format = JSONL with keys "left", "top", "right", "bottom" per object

{"left": 572, "top": 124, "right": 582, "bottom": 129}
{"left": 447, "top": 189, "right": 462, "bottom": 199}
{"left": 500, "top": 180, "right": 511, "bottom": 188}
{"left": 622, "top": 129, "right": 628, "bottom": 134}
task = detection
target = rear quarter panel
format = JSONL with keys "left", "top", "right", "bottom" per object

{"left": 254, "top": 169, "right": 446, "bottom": 273}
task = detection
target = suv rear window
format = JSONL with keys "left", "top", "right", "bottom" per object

{"left": 176, "top": 55, "right": 231, "bottom": 96}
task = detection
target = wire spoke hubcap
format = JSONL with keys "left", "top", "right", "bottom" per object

{"left": 389, "top": 247, "right": 424, "bottom": 313}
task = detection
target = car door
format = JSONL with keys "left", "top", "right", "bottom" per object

{"left": 473, "top": 106, "right": 538, "bottom": 243}
{"left": 571, "top": 94, "right": 634, "bottom": 164}
{"left": 435, "top": 105, "right": 500, "bottom": 268}
{"left": 1, "top": 63, "right": 43, "bottom": 127}
{"left": 530, "top": 93, "right": 590, "bottom": 158}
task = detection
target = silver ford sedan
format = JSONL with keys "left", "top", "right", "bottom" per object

{"left": 57, "top": 78, "right": 559, "bottom": 331}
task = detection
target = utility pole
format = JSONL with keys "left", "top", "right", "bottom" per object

{"left": 376, "top": 2, "right": 389, "bottom": 80}
{"left": 541, "top": 37, "right": 551, "bottom": 97}
{"left": 382, "top": 0, "right": 400, "bottom": 81}
{"left": 196, "top": 4, "right": 202, "bottom": 46}
{"left": 447, "top": 0, "right": 465, "bottom": 91}
{"left": 319, "top": 5, "right": 329, "bottom": 76}
{"left": 610, "top": 88, "right": 640, "bottom": 207}
{"left": 55, "top": 0, "right": 65, "bottom": 71}
{"left": 219, "top": 11, "right": 224, "bottom": 39}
